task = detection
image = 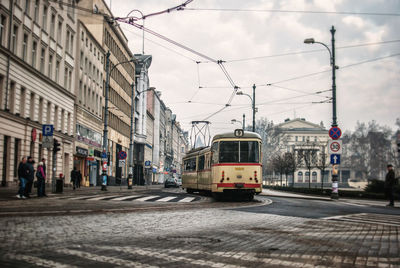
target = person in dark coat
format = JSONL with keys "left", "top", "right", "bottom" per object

{"left": 17, "top": 157, "right": 28, "bottom": 199}
{"left": 70, "top": 167, "right": 78, "bottom": 190}
{"left": 24, "top": 156, "right": 35, "bottom": 198}
{"left": 77, "top": 170, "right": 82, "bottom": 188}
{"left": 384, "top": 164, "right": 396, "bottom": 207}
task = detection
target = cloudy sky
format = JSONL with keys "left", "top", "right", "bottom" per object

{"left": 108, "top": 0, "right": 400, "bottom": 136}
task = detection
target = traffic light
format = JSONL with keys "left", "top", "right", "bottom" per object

{"left": 53, "top": 138, "right": 61, "bottom": 153}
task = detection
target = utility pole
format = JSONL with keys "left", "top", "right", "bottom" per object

{"left": 242, "top": 114, "right": 245, "bottom": 130}
{"left": 102, "top": 51, "right": 111, "bottom": 191}
{"left": 331, "top": 26, "right": 337, "bottom": 127}
{"left": 252, "top": 84, "right": 256, "bottom": 132}
{"left": 128, "top": 83, "right": 135, "bottom": 189}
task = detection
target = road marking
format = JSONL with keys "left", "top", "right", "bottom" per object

{"left": 110, "top": 195, "right": 140, "bottom": 201}
{"left": 66, "top": 195, "right": 99, "bottom": 200}
{"left": 156, "top": 196, "right": 177, "bottom": 202}
{"left": 135, "top": 195, "right": 159, "bottom": 202}
{"left": 95, "top": 246, "right": 243, "bottom": 268}
{"left": 4, "top": 253, "right": 78, "bottom": 268}
{"left": 85, "top": 195, "right": 121, "bottom": 201}
{"left": 178, "top": 197, "right": 196, "bottom": 202}
{"left": 56, "top": 249, "right": 158, "bottom": 268}
{"left": 323, "top": 213, "right": 400, "bottom": 227}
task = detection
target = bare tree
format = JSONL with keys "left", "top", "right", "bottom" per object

{"left": 283, "top": 151, "right": 297, "bottom": 187}
{"left": 271, "top": 154, "right": 285, "bottom": 186}
{"left": 298, "top": 142, "right": 318, "bottom": 188}
{"left": 315, "top": 149, "right": 329, "bottom": 189}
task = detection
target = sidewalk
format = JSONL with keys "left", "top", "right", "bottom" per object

{"left": 261, "top": 188, "right": 396, "bottom": 208}
{"left": 0, "top": 183, "right": 164, "bottom": 201}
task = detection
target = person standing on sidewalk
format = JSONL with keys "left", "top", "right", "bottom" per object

{"left": 41, "top": 158, "right": 47, "bottom": 196}
{"left": 385, "top": 164, "right": 396, "bottom": 207}
{"left": 17, "top": 157, "right": 28, "bottom": 199}
{"left": 77, "top": 170, "right": 82, "bottom": 188}
{"left": 36, "top": 162, "right": 46, "bottom": 197}
{"left": 24, "top": 156, "right": 35, "bottom": 198}
{"left": 70, "top": 167, "right": 78, "bottom": 190}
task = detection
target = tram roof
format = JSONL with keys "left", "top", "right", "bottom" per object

{"left": 212, "top": 131, "right": 261, "bottom": 141}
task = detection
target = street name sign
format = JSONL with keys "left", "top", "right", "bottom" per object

{"left": 328, "top": 139, "right": 342, "bottom": 154}
{"left": 330, "top": 154, "right": 341, "bottom": 165}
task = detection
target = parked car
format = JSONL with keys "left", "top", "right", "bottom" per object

{"left": 176, "top": 178, "right": 182, "bottom": 186}
{"left": 164, "top": 178, "right": 179, "bottom": 188}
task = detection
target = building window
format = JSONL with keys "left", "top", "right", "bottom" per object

{"left": 38, "top": 97, "right": 43, "bottom": 123}
{"left": 12, "top": 25, "right": 18, "bottom": 53}
{"left": 20, "top": 87, "right": 26, "bottom": 117}
{"left": 55, "top": 60, "right": 60, "bottom": 82}
{"left": 297, "top": 171, "right": 303, "bottom": 183}
{"left": 40, "top": 48, "right": 45, "bottom": 73}
{"left": 295, "top": 136, "right": 298, "bottom": 142}
{"left": 57, "top": 21, "right": 62, "bottom": 43}
{"left": 65, "top": 30, "right": 70, "bottom": 52}
{"left": 80, "top": 51, "right": 83, "bottom": 68}
{"left": 29, "top": 92, "right": 35, "bottom": 120}
{"left": 64, "top": 67, "right": 68, "bottom": 88}
{"left": 0, "top": 15, "right": 6, "bottom": 46}
{"left": 81, "top": 31, "right": 84, "bottom": 41}
{"left": 312, "top": 171, "right": 317, "bottom": 182}
{"left": 42, "top": 5, "right": 48, "bottom": 29}
{"left": 34, "top": 0, "right": 39, "bottom": 21}
{"left": 68, "top": 70, "right": 72, "bottom": 90}
{"left": 9, "top": 81, "right": 15, "bottom": 113}
{"left": 67, "top": 112, "right": 71, "bottom": 135}
{"left": 22, "top": 33, "right": 28, "bottom": 61}
{"left": 302, "top": 136, "right": 305, "bottom": 142}
{"left": 25, "top": 0, "right": 30, "bottom": 15}
{"left": 54, "top": 105, "right": 58, "bottom": 130}
{"left": 50, "top": 14, "right": 55, "bottom": 38}
{"left": 79, "top": 80, "right": 82, "bottom": 103}
{"left": 48, "top": 54, "right": 53, "bottom": 78}
{"left": 305, "top": 171, "right": 310, "bottom": 182}
{"left": 69, "top": 34, "right": 74, "bottom": 55}
{"left": 83, "top": 85, "right": 86, "bottom": 106}
{"left": 31, "top": 40, "right": 37, "bottom": 67}
{"left": 61, "top": 109, "right": 65, "bottom": 133}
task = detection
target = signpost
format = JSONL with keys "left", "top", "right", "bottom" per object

{"left": 118, "top": 151, "right": 127, "bottom": 160}
{"left": 328, "top": 140, "right": 342, "bottom": 155}
{"left": 328, "top": 136, "right": 342, "bottom": 200}
{"left": 328, "top": 126, "right": 342, "bottom": 140}
{"left": 330, "top": 154, "right": 341, "bottom": 165}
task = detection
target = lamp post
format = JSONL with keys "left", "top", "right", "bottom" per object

{"left": 237, "top": 84, "right": 256, "bottom": 132}
{"left": 102, "top": 52, "right": 136, "bottom": 191}
{"left": 304, "top": 25, "right": 339, "bottom": 199}
{"left": 231, "top": 119, "right": 243, "bottom": 129}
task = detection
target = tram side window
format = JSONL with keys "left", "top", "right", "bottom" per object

{"left": 198, "top": 155, "right": 205, "bottom": 171}
{"left": 184, "top": 158, "right": 197, "bottom": 172}
{"left": 211, "top": 142, "right": 219, "bottom": 164}
{"left": 219, "top": 141, "right": 239, "bottom": 163}
{"left": 240, "top": 141, "right": 260, "bottom": 163}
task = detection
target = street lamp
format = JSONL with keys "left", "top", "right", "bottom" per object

{"left": 102, "top": 52, "right": 136, "bottom": 191}
{"left": 231, "top": 119, "right": 243, "bottom": 129}
{"left": 236, "top": 84, "right": 256, "bottom": 132}
{"left": 304, "top": 25, "right": 339, "bottom": 199}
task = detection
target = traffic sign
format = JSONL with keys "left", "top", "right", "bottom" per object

{"left": 328, "top": 139, "right": 342, "bottom": 154}
{"left": 330, "top": 154, "right": 341, "bottom": 165}
{"left": 118, "top": 151, "right": 127, "bottom": 160}
{"left": 42, "top": 124, "right": 54, "bottom": 136}
{"left": 42, "top": 136, "right": 53, "bottom": 148}
{"left": 329, "top": 127, "right": 342, "bottom": 140}
{"left": 118, "top": 159, "right": 126, "bottom": 167}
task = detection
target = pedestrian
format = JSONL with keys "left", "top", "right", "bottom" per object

{"left": 36, "top": 162, "right": 46, "bottom": 197}
{"left": 384, "top": 164, "right": 396, "bottom": 207}
{"left": 24, "top": 156, "right": 35, "bottom": 198}
{"left": 70, "top": 167, "right": 77, "bottom": 190}
{"left": 41, "top": 158, "right": 47, "bottom": 196}
{"left": 17, "top": 156, "right": 28, "bottom": 199}
{"left": 77, "top": 170, "right": 82, "bottom": 188}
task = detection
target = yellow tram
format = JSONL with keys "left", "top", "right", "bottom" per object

{"left": 182, "top": 130, "right": 262, "bottom": 200}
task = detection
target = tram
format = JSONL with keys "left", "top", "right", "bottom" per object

{"left": 182, "top": 129, "right": 262, "bottom": 200}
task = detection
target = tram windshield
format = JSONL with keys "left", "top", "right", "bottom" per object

{"left": 219, "top": 141, "right": 260, "bottom": 163}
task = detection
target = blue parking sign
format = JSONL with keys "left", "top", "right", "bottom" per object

{"left": 42, "top": 124, "right": 54, "bottom": 136}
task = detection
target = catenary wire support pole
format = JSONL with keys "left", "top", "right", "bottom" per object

{"left": 304, "top": 25, "right": 339, "bottom": 199}
{"left": 128, "top": 82, "right": 135, "bottom": 189}
{"left": 252, "top": 84, "right": 256, "bottom": 132}
{"left": 102, "top": 51, "right": 111, "bottom": 191}
{"left": 243, "top": 114, "right": 245, "bottom": 130}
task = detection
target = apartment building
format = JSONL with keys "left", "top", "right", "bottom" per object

{"left": 0, "top": 0, "right": 77, "bottom": 185}
{"left": 73, "top": 20, "right": 104, "bottom": 186}
{"left": 77, "top": 0, "right": 135, "bottom": 184}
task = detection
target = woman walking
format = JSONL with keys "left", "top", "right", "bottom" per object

{"left": 36, "top": 162, "right": 46, "bottom": 197}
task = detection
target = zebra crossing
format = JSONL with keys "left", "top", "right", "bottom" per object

{"left": 323, "top": 213, "right": 400, "bottom": 227}
{"left": 55, "top": 193, "right": 199, "bottom": 203}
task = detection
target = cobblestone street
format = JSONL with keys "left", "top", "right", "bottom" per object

{"left": 1, "top": 194, "right": 400, "bottom": 267}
